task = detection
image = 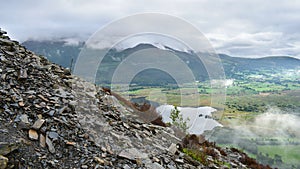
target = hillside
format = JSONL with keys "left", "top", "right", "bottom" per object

{"left": 22, "top": 40, "right": 83, "bottom": 68}
{"left": 22, "top": 40, "right": 300, "bottom": 86}
{"left": 0, "top": 29, "right": 273, "bottom": 168}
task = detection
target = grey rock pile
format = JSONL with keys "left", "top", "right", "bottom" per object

{"left": 0, "top": 28, "right": 268, "bottom": 169}
{"left": 0, "top": 28, "right": 105, "bottom": 168}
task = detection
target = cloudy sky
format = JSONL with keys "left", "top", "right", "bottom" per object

{"left": 1, "top": 0, "right": 300, "bottom": 58}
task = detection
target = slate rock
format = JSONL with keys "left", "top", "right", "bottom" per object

{"left": 145, "top": 162, "right": 164, "bottom": 169}
{"left": 0, "top": 155, "right": 8, "bottom": 169}
{"left": 94, "top": 156, "right": 105, "bottom": 165}
{"left": 48, "top": 131, "right": 59, "bottom": 140}
{"left": 18, "top": 101, "right": 25, "bottom": 107}
{"left": 18, "top": 68, "right": 28, "bottom": 80}
{"left": 32, "top": 119, "right": 45, "bottom": 130}
{"left": 0, "top": 142, "right": 19, "bottom": 155}
{"left": 175, "top": 158, "right": 184, "bottom": 164}
{"left": 18, "top": 114, "right": 29, "bottom": 124}
{"left": 118, "top": 148, "right": 148, "bottom": 160}
{"left": 81, "top": 165, "right": 88, "bottom": 169}
{"left": 40, "top": 134, "right": 46, "bottom": 148}
{"left": 168, "top": 143, "right": 177, "bottom": 155}
{"left": 45, "top": 136, "right": 55, "bottom": 154}
{"left": 28, "top": 129, "right": 38, "bottom": 140}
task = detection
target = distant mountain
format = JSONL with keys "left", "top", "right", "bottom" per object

{"left": 91, "top": 43, "right": 210, "bottom": 85}
{"left": 22, "top": 40, "right": 84, "bottom": 68}
{"left": 219, "top": 54, "right": 300, "bottom": 74}
{"left": 22, "top": 40, "right": 300, "bottom": 85}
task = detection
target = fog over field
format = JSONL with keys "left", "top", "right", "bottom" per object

{"left": 232, "top": 107, "right": 300, "bottom": 139}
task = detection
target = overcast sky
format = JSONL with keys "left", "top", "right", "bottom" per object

{"left": 1, "top": 0, "right": 300, "bottom": 58}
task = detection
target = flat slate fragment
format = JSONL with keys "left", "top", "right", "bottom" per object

{"left": 32, "top": 119, "right": 45, "bottom": 130}
{"left": 28, "top": 129, "right": 38, "bottom": 140}
{"left": 45, "top": 136, "right": 55, "bottom": 154}
{"left": 118, "top": 148, "right": 148, "bottom": 160}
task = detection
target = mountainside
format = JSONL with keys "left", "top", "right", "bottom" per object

{"left": 0, "top": 29, "right": 273, "bottom": 168}
{"left": 22, "top": 40, "right": 83, "bottom": 68}
{"left": 219, "top": 54, "right": 300, "bottom": 77}
{"left": 22, "top": 40, "right": 300, "bottom": 85}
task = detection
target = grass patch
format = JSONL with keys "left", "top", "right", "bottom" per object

{"left": 183, "top": 148, "right": 208, "bottom": 165}
{"left": 258, "top": 145, "right": 300, "bottom": 165}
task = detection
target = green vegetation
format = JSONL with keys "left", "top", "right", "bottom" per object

{"left": 183, "top": 148, "right": 231, "bottom": 167}
{"left": 183, "top": 148, "right": 208, "bottom": 165}
{"left": 170, "top": 106, "right": 189, "bottom": 132}
{"left": 212, "top": 140, "right": 300, "bottom": 168}
{"left": 209, "top": 126, "right": 300, "bottom": 168}
{"left": 258, "top": 145, "right": 300, "bottom": 165}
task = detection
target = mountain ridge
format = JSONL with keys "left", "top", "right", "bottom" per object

{"left": 22, "top": 39, "right": 300, "bottom": 60}
{"left": 22, "top": 40, "right": 300, "bottom": 86}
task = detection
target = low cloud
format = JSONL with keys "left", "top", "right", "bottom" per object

{"left": 1, "top": 0, "right": 300, "bottom": 58}
{"left": 234, "top": 107, "right": 300, "bottom": 138}
{"left": 208, "top": 106, "right": 300, "bottom": 166}
{"left": 208, "top": 32, "right": 300, "bottom": 59}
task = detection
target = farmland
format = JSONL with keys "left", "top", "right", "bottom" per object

{"left": 116, "top": 67, "right": 300, "bottom": 168}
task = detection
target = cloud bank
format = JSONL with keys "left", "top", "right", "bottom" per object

{"left": 1, "top": 0, "right": 300, "bottom": 58}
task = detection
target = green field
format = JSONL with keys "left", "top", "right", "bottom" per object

{"left": 258, "top": 145, "right": 300, "bottom": 165}
{"left": 117, "top": 85, "right": 300, "bottom": 121}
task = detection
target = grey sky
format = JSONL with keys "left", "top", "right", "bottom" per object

{"left": 1, "top": 0, "right": 300, "bottom": 58}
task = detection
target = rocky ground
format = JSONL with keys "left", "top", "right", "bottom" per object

{"left": 0, "top": 29, "right": 271, "bottom": 169}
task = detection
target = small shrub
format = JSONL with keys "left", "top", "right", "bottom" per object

{"left": 183, "top": 148, "right": 208, "bottom": 166}
{"left": 170, "top": 106, "right": 189, "bottom": 132}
